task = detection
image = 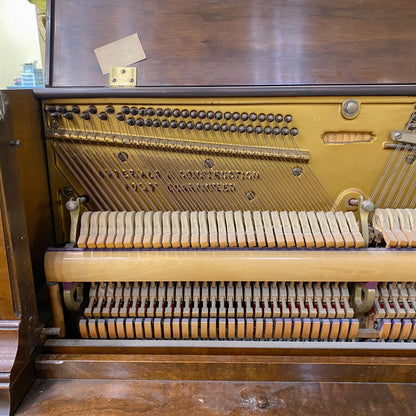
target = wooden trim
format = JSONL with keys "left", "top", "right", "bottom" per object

{"left": 0, "top": 90, "right": 40, "bottom": 415}
{"left": 43, "top": 339, "right": 416, "bottom": 357}
{"left": 35, "top": 352, "right": 416, "bottom": 383}
{"left": 34, "top": 84, "right": 416, "bottom": 98}
{"left": 44, "top": 0, "right": 54, "bottom": 87}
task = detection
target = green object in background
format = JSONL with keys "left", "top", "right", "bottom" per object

{"left": 28, "top": 0, "right": 46, "bottom": 12}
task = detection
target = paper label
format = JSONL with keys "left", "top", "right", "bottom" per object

{"left": 94, "top": 33, "right": 146, "bottom": 74}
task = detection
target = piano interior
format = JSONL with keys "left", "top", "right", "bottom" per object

{"left": 40, "top": 97, "right": 416, "bottom": 343}
{"left": 3, "top": 1, "right": 416, "bottom": 412}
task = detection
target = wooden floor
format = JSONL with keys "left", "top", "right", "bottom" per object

{"left": 15, "top": 379, "right": 416, "bottom": 415}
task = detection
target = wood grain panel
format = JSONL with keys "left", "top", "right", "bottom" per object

{"left": 35, "top": 353, "right": 416, "bottom": 383}
{"left": 49, "top": 0, "right": 416, "bottom": 87}
{"left": 15, "top": 379, "right": 416, "bottom": 415}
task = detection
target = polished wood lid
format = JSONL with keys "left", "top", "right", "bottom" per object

{"left": 47, "top": 0, "right": 416, "bottom": 89}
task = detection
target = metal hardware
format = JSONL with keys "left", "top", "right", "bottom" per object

{"left": 41, "top": 327, "right": 62, "bottom": 336}
{"left": 352, "top": 283, "right": 376, "bottom": 315}
{"left": 358, "top": 196, "right": 374, "bottom": 247}
{"left": 391, "top": 130, "right": 416, "bottom": 144}
{"left": 109, "top": 67, "right": 137, "bottom": 88}
{"left": 341, "top": 99, "right": 360, "bottom": 118}
{"left": 66, "top": 197, "right": 86, "bottom": 244}
{"left": 63, "top": 282, "right": 84, "bottom": 311}
{"left": 9, "top": 140, "right": 21, "bottom": 146}
{"left": 292, "top": 166, "right": 303, "bottom": 177}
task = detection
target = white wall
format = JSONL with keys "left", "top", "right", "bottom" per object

{"left": 0, "top": 0, "right": 42, "bottom": 88}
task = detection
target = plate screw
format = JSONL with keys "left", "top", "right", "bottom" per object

{"left": 204, "top": 159, "right": 214, "bottom": 169}
{"left": 342, "top": 99, "right": 359, "bottom": 118}
{"left": 246, "top": 191, "right": 256, "bottom": 201}
{"left": 292, "top": 166, "right": 303, "bottom": 177}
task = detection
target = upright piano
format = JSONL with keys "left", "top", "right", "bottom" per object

{"left": 2, "top": 0, "right": 416, "bottom": 414}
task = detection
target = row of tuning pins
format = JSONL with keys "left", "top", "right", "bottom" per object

{"left": 45, "top": 104, "right": 299, "bottom": 137}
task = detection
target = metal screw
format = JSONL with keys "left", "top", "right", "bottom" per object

{"left": 121, "top": 69, "right": 126, "bottom": 74}
{"left": 204, "top": 159, "right": 214, "bottom": 169}
{"left": 62, "top": 186, "right": 74, "bottom": 197}
{"left": 112, "top": 78, "right": 117, "bottom": 82}
{"left": 118, "top": 151, "right": 129, "bottom": 162}
{"left": 245, "top": 191, "right": 256, "bottom": 201}
{"left": 394, "top": 132, "right": 402, "bottom": 140}
{"left": 342, "top": 99, "right": 359, "bottom": 118}
{"left": 9, "top": 140, "right": 21, "bottom": 146}
{"left": 130, "top": 78, "right": 134, "bottom": 83}
{"left": 292, "top": 166, "right": 303, "bottom": 177}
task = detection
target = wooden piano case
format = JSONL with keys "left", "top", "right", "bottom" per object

{"left": 2, "top": 0, "right": 416, "bottom": 414}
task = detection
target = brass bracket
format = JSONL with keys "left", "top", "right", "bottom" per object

{"left": 109, "top": 67, "right": 137, "bottom": 88}
{"left": 63, "top": 282, "right": 84, "bottom": 311}
{"left": 352, "top": 283, "right": 376, "bottom": 315}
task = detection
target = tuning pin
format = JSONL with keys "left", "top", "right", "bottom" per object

{"left": 275, "top": 114, "right": 283, "bottom": 123}
{"left": 55, "top": 105, "right": 66, "bottom": 113}
{"left": 80, "top": 112, "right": 90, "bottom": 120}
{"left": 70, "top": 105, "right": 80, "bottom": 114}
{"left": 98, "top": 112, "right": 108, "bottom": 121}
{"left": 115, "top": 113, "right": 125, "bottom": 122}
{"left": 87, "top": 106, "right": 97, "bottom": 114}
{"left": 121, "top": 106, "right": 130, "bottom": 115}
{"left": 105, "top": 106, "right": 115, "bottom": 114}
{"left": 62, "top": 112, "right": 73, "bottom": 120}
